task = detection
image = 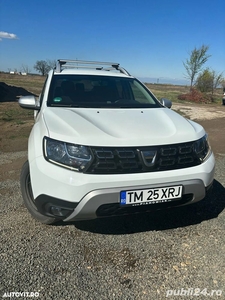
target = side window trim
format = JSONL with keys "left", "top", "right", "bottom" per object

{"left": 39, "top": 76, "right": 48, "bottom": 107}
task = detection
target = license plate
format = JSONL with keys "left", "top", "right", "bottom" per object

{"left": 120, "top": 185, "right": 183, "bottom": 206}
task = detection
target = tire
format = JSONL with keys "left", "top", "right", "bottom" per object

{"left": 20, "top": 160, "right": 58, "bottom": 225}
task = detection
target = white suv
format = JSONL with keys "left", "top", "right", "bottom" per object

{"left": 19, "top": 60, "right": 215, "bottom": 224}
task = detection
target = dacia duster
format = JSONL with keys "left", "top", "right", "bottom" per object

{"left": 18, "top": 60, "right": 215, "bottom": 224}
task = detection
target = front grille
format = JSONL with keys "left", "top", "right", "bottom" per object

{"left": 85, "top": 141, "right": 200, "bottom": 174}
{"left": 96, "top": 194, "right": 193, "bottom": 217}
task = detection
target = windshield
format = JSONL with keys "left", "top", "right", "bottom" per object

{"left": 47, "top": 75, "right": 162, "bottom": 108}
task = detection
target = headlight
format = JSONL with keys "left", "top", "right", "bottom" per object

{"left": 194, "top": 134, "right": 211, "bottom": 162}
{"left": 43, "top": 137, "right": 93, "bottom": 172}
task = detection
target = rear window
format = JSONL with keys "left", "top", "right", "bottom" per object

{"left": 47, "top": 75, "right": 161, "bottom": 108}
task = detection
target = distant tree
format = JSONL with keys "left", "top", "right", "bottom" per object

{"left": 34, "top": 60, "right": 51, "bottom": 76}
{"left": 195, "top": 68, "right": 213, "bottom": 93}
{"left": 34, "top": 59, "right": 57, "bottom": 75}
{"left": 196, "top": 68, "right": 223, "bottom": 95}
{"left": 211, "top": 70, "right": 224, "bottom": 94}
{"left": 47, "top": 59, "right": 57, "bottom": 70}
{"left": 183, "top": 45, "right": 211, "bottom": 88}
{"left": 221, "top": 79, "right": 225, "bottom": 92}
{"left": 21, "top": 64, "right": 31, "bottom": 74}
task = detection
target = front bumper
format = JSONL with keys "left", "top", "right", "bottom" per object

{"left": 35, "top": 179, "right": 213, "bottom": 221}
{"left": 30, "top": 153, "right": 215, "bottom": 221}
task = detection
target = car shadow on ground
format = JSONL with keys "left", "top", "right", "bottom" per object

{"left": 61, "top": 179, "right": 225, "bottom": 235}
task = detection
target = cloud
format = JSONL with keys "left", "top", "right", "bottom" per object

{"left": 0, "top": 31, "right": 18, "bottom": 41}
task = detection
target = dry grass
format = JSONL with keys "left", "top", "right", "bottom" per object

{"left": 0, "top": 73, "right": 46, "bottom": 95}
{"left": 0, "top": 102, "right": 34, "bottom": 152}
{"left": 145, "top": 83, "right": 223, "bottom": 104}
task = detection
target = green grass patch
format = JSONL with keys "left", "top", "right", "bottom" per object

{"left": 0, "top": 103, "right": 34, "bottom": 124}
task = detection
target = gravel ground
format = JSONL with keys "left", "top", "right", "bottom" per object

{"left": 0, "top": 150, "right": 224, "bottom": 300}
{"left": 0, "top": 104, "right": 225, "bottom": 299}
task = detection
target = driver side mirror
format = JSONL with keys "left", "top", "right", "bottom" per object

{"left": 18, "top": 95, "right": 40, "bottom": 110}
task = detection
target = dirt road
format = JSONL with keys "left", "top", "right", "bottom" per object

{"left": 172, "top": 103, "right": 225, "bottom": 157}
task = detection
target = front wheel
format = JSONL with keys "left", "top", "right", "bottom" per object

{"left": 20, "top": 161, "right": 58, "bottom": 225}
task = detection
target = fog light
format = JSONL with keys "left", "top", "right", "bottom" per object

{"left": 50, "top": 206, "right": 72, "bottom": 217}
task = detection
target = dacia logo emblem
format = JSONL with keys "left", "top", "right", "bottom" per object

{"left": 140, "top": 150, "right": 157, "bottom": 167}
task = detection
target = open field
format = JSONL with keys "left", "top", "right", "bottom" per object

{"left": 145, "top": 83, "right": 223, "bottom": 103}
{"left": 0, "top": 73, "right": 45, "bottom": 96}
{"left": 0, "top": 72, "right": 224, "bottom": 103}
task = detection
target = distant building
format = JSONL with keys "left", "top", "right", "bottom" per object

{"left": 9, "top": 71, "right": 27, "bottom": 75}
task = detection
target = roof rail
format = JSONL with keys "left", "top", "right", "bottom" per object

{"left": 55, "top": 59, "right": 131, "bottom": 76}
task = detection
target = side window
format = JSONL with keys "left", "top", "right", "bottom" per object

{"left": 39, "top": 76, "right": 48, "bottom": 107}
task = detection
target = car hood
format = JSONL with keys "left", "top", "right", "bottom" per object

{"left": 43, "top": 107, "right": 205, "bottom": 146}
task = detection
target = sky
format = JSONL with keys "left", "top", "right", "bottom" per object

{"left": 0, "top": 0, "right": 224, "bottom": 84}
